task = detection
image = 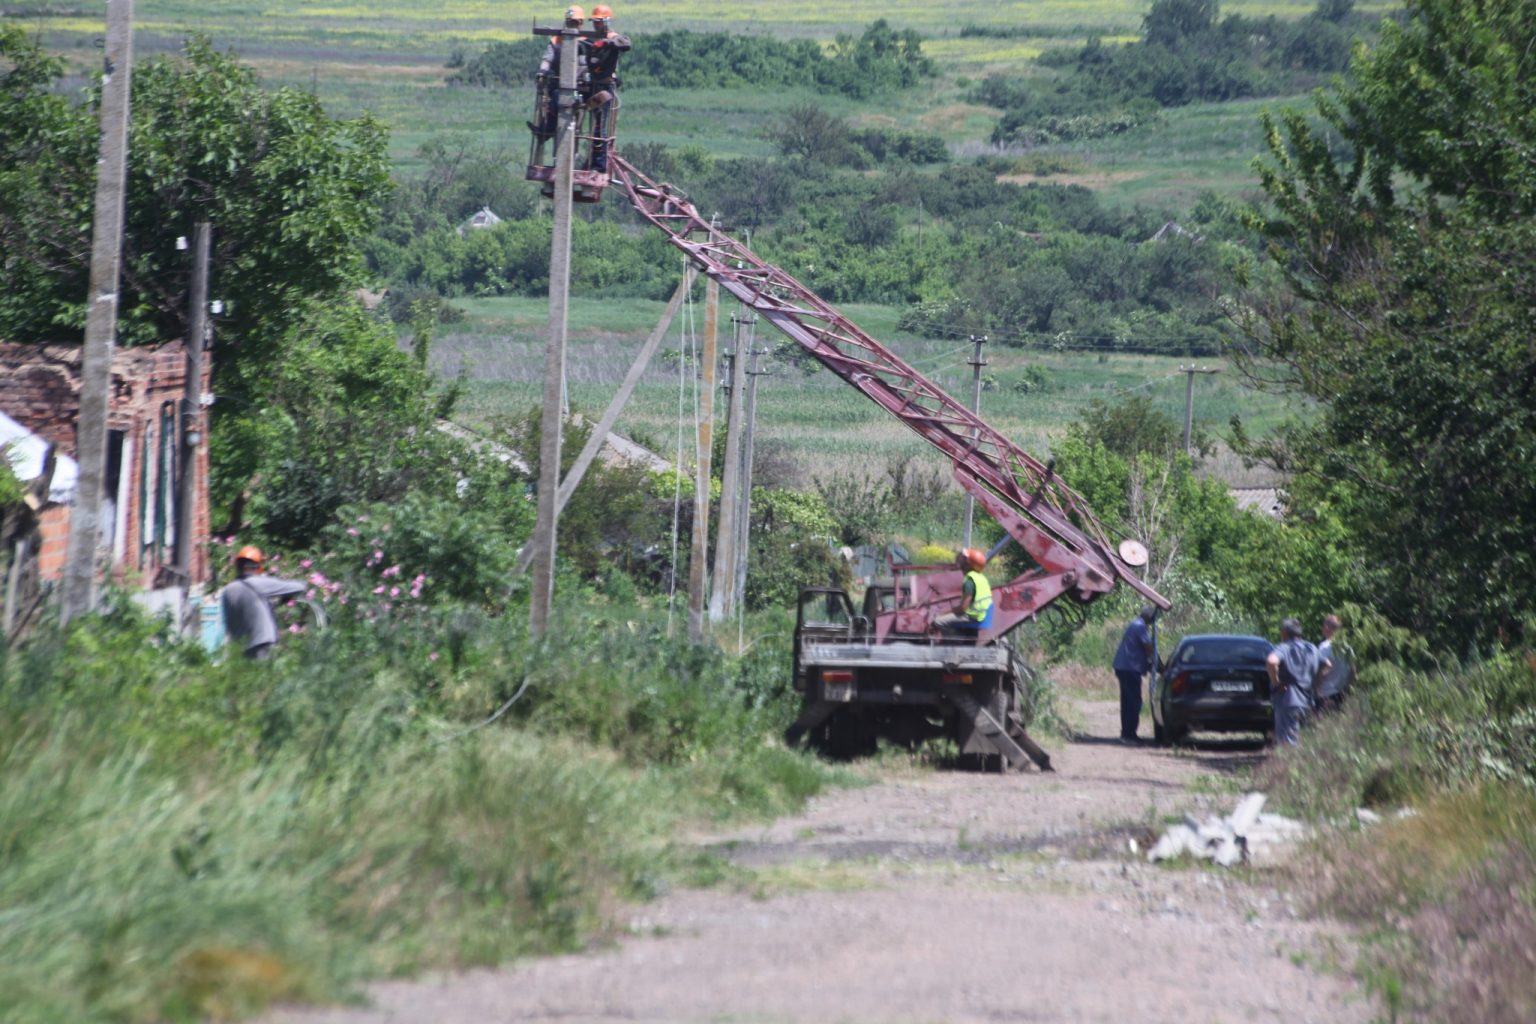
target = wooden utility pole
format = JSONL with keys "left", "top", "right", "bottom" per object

{"left": 709, "top": 311, "right": 747, "bottom": 623}
{"left": 961, "top": 334, "right": 987, "bottom": 550}
{"left": 513, "top": 264, "right": 699, "bottom": 576}
{"left": 1180, "top": 365, "right": 1221, "bottom": 455}
{"left": 733, "top": 336, "right": 765, "bottom": 614}
{"left": 528, "top": 22, "right": 580, "bottom": 639}
{"left": 174, "top": 221, "right": 210, "bottom": 586}
{"left": 686, "top": 277, "right": 719, "bottom": 642}
{"left": 61, "top": 0, "right": 135, "bottom": 624}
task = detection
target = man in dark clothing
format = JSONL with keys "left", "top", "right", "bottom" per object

{"left": 1112, "top": 605, "right": 1157, "bottom": 744}
{"left": 584, "top": 4, "right": 631, "bottom": 173}
{"left": 532, "top": 6, "right": 589, "bottom": 152}
{"left": 220, "top": 545, "right": 305, "bottom": 660}
{"left": 1266, "top": 617, "right": 1320, "bottom": 745}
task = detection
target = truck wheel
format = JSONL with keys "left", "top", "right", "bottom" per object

{"left": 814, "top": 712, "right": 877, "bottom": 761}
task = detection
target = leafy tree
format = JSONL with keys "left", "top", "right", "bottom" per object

{"left": 1238, "top": 0, "right": 1536, "bottom": 647}
{"left": 0, "top": 32, "right": 392, "bottom": 519}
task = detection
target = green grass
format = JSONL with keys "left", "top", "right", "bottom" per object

{"left": 431, "top": 292, "right": 1304, "bottom": 487}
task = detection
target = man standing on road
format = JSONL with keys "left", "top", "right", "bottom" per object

{"left": 1313, "top": 612, "right": 1355, "bottom": 712}
{"left": 221, "top": 545, "right": 305, "bottom": 660}
{"left": 1266, "top": 617, "right": 1320, "bottom": 745}
{"left": 1112, "top": 605, "right": 1157, "bottom": 745}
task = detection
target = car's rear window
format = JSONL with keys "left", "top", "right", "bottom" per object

{"left": 1176, "top": 639, "right": 1272, "bottom": 666}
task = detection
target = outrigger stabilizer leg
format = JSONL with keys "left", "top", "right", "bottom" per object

{"left": 948, "top": 689, "right": 1054, "bottom": 772}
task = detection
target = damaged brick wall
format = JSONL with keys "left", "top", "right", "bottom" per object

{"left": 0, "top": 341, "right": 212, "bottom": 588}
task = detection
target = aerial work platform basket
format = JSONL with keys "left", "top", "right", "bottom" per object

{"left": 525, "top": 77, "right": 617, "bottom": 204}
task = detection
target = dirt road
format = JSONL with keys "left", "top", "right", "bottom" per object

{"left": 266, "top": 700, "right": 1372, "bottom": 1024}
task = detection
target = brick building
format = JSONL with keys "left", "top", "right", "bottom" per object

{"left": 0, "top": 341, "right": 212, "bottom": 589}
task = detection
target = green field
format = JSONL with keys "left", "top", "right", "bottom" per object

{"left": 437, "top": 295, "right": 1301, "bottom": 489}
{"left": 21, "top": 0, "right": 1343, "bottom": 486}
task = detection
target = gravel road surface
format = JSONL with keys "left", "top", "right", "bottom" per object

{"left": 264, "top": 700, "right": 1372, "bottom": 1024}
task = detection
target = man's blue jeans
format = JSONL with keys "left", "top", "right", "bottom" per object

{"left": 1116, "top": 669, "right": 1144, "bottom": 740}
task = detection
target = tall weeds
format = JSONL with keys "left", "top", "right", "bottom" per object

{"left": 0, "top": 600, "right": 824, "bottom": 1023}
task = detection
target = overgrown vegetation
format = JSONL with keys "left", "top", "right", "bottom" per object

{"left": 974, "top": 0, "right": 1365, "bottom": 146}
{"left": 450, "top": 21, "right": 933, "bottom": 100}
{"left": 0, "top": 594, "right": 823, "bottom": 1024}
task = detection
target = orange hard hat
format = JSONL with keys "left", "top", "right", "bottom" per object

{"left": 961, "top": 547, "right": 986, "bottom": 571}
{"left": 591, "top": 3, "right": 612, "bottom": 18}
{"left": 235, "top": 544, "right": 265, "bottom": 565}
{"left": 564, "top": 5, "right": 585, "bottom": 23}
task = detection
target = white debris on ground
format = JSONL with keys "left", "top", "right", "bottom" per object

{"left": 1148, "top": 793, "right": 1320, "bottom": 868}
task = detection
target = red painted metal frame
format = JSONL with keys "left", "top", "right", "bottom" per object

{"left": 609, "top": 156, "right": 1169, "bottom": 638}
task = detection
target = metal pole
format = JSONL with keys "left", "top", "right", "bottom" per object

{"left": 174, "top": 221, "right": 210, "bottom": 586}
{"left": 1180, "top": 365, "right": 1221, "bottom": 455}
{"left": 687, "top": 276, "right": 719, "bottom": 642}
{"left": 62, "top": 0, "right": 135, "bottom": 624}
{"left": 710, "top": 312, "right": 746, "bottom": 623}
{"left": 961, "top": 334, "right": 987, "bottom": 550}
{"left": 733, "top": 335, "right": 764, "bottom": 615}
{"left": 529, "top": 24, "right": 579, "bottom": 639}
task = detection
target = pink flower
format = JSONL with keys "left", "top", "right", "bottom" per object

{"left": 382, "top": 565, "right": 401, "bottom": 578}
{"left": 429, "top": 651, "right": 440, "bottom": 662}
{"left": 339, "top": 595, "right": 348, "bottom": 605}
{"left": 356, "top": 515, "right": 370, "bottom": 523}
{"left": 346, "top": 527, "right": 359, "bottom": 536}
{"left": 308, "top": 572, "right": 327, "bottom": 586}
{"left": 305, "top": 589, "right": 316, "bottom": 600}
{"left": 389, "top": 587, "right": 400, "bottom": 598}
{"left": 288, "top": 624, "right": 301, "bottom": 634}
{"left": 300, "top": 558, "right": 313, "bottom": 569}
{"left": 373, "top": 585, "right": 385, "bottom": 594}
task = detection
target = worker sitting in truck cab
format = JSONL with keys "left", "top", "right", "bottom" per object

{"left": 934, "top": 547, "right": 993, "bottom": 634}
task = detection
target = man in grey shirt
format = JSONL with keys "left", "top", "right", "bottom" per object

{"left": 1266, "top": 617, "right": 1319, "bottom": 745}
{"left": 221, "top": 545, "right": 305, "bottom": 660}
{"left": 1314, "top": 612, "right": 1355, "bottom": 711}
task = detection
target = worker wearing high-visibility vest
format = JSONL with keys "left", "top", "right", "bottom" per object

{"left": 934, "top": 547, "right": 993, "bottom": 633}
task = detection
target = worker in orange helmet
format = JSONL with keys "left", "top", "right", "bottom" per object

{"left": 532, "top": 5, "right": 589, "bottom": 147}
{"left": 584, "top": 3, "right": 631, "bottom": 174}
{"left": 933, "top": 547, "right": 994, "bottom": 635}
{"left": 220, "top": 544, "right": 304, "bottom": 660}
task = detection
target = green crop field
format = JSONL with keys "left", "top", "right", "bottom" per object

{"left": 435, "top": 295, "right": 1303, "bottom": 490}
{"left": 17, "top": 0, "right": 1351, "bottom": 489}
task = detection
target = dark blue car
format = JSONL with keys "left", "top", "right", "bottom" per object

{"left": 1151, "top": 634, "right": 1275, "bottom": 744}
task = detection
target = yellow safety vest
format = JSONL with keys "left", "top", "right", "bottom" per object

{"left": 965, "top": 570, "right": 992, "bottom": 621}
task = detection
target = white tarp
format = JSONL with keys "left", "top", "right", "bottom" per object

{"left": 1, "top": 411, "right": 78, "bottom": 505}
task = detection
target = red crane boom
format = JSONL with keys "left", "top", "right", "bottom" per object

{"left": 609, "top": 156, "right": 1169, "bottom": 637}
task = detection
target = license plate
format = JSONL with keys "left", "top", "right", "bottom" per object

{"left": 824, "top": 681, "right": 856, "bottom": 702}
{"left": 1211, "top": 680, "right": 1252, "bottom": 693}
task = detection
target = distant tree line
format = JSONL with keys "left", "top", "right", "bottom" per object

{"left": 976, "top": 0, "right": 1367, "bottom": 145}
{"left": 449, "top": 20, "right": 933, "bottom": 100}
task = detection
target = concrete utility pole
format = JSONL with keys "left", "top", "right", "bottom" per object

{"left": 174, "top": 221, "right": 210, "bottom": 587}
{"left": 1180, "top": 365, "right": 1221, "bottom": 455}
{"left": 62, "top": 0, "right": 135, "bottom": 624}
{"left": 512, "top": 264, "right": 700, "bottom": 577}
{"left": 961, "top": 334, "right": 987, "bottom": 550}
{"left": 733, "top": 335, "right": 765, "bottom": 615}
{"left": 686, "top": 276, "right": 719, "bottom": 642}
{"left": 709, "top": 312, "right": 747, "bottom": 623}
{"left": 528, "top": 22, "right": 580, "bottom": 639}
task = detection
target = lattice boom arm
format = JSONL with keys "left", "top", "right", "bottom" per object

{"left": 609, "top": 157, "right": 1169, "bottom": 613}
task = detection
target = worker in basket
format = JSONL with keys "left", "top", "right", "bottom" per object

{"left": 933, "top": 547, "right": 994, "bottom": 635}
{"left": 531, "top": 5, "right": 588, "bottom": 159}
{"left": 584, "top": 4, "right": 630, "bottom": 174}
